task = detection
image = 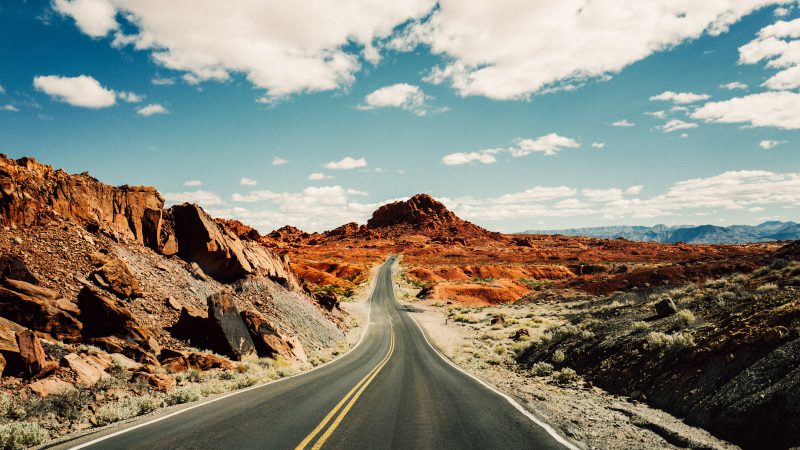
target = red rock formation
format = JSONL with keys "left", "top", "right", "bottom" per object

{"left": 366, "top": 194, "right": 494, "bottom": 240}
{"left": 169, "top": 203, "right": 302, "bottom": 288}
{"left": 0, "top": 155, "right": 163, "bottom": 250}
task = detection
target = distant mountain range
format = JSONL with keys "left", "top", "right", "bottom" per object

{"left": 522, "top": 221, "right": 800, "bottom": 244}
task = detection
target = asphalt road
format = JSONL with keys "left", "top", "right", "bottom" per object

{"left": 54, "top": 256, "right": 572, "bottom": 450}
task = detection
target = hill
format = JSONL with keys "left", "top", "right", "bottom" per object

{"left": 523, "top": 221, "right": 800, "bottom": 244}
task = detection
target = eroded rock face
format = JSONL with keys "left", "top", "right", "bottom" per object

{"left": 16, "top": 329, "right": 46, "bottom": 377}
{"left": 206, "top": 292, "right": 255, "bottom": 361}
{"left": 0, "top": 280, "right": 82, "bottom": 341}
{"left": 0, "top": 155, "right": 163, "bottom": 249}
{"left": 169, "top": 203, "right": 301, "bottom": 288}
{"left": 241, "top": 310, "right": 307, "bottom": 362}
{"left": 77, "top": 285, "right": 159, "bottom": 360}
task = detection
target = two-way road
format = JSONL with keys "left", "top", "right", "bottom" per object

{"left": 54, "top": 256, "right": 574, "bottom": 449}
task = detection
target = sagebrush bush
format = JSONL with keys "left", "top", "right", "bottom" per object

{"left": 95, "top": 395, "right": 162, "bottom": 426}
{"left": 0, "top": 421, "right": 48, "bottom": 449}
{"left": 756, "top": 283, "right": 779, "bottom": 293}
{"left": 552, "top": 349, "right": 566, "bottom": 364}
{"left": 632, "top": 321, "right": 650, "bottom": 331}
{"left": 554, "top": 368, "right": 578, "bottom": 383}
{"left": 646, "top": 331, "right": 695, "bottom": 351}
{"left": 530, "top": 362, "right": 554, "bottom": 376}
{"left": 676, "top": 309, "right": 696, "bottom": 326}
{"left": 166, "top": 386, "right": 201, "bottom": 406}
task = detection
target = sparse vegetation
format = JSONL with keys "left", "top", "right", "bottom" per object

{"left": 530, "top": 361, "right": 554, "bottom": 376}
{"left": 0, "top": 421, "right": 49, "bottom": 449}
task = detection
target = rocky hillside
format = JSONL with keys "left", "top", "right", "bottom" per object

{"left": 0, "top": 155, "right": 347, "bottom": 444}
{"left": 262, "top": 193, "right": 777, "bottom": 306}
{"left": 524, "top": 221, "right": 800, "bottom": 244}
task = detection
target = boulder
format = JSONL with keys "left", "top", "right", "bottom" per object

{"left": 655, "top": 297, "right": 678, "bottom": 318}
{"left": 0, "top": 256, "right": 39, "bottom": 284}
{"left": 187, "top": 352, "right": 234, "bottom": 371}
{"left": 91, "top": 257, "right": 141, "bottom": 298}
{"left": 169, "top": 306, "right": 209, "bottom": 347}
{"left": 511, "top": 328, "right": 530, "bottom": 341}
{"left": 490, "top": 316, "right": 506, "bottom": 326}
{"left": 206, "top": 292, "right": 255, "bottom": 361}
{"left": 169, "top": 203, "right": 302, "bottom": 288}
{"left": 315, "top": 292, "right": 338, "bottom": 311}
{"left": 87, "top": 336, "right": 158, "bottom": 366}
{"left": 170, "top": 203, "right": 253, "bottom": 283}
{"left": 241, "top": 310, "right": 307, "bottom": 362}
{"left": 78, "top": 285, "right": 160, "bottom": 358}
{"left": 0, "top": 317, "right": 23, "bottom": 353}
{"left": 131, "top": 372, "right": 174, "bottom": 392}
{"left": 28, "top": 378, "right": 76, "bottom": 397}
{"left": 0, "top": 283, "right": 82, "bottom": 341}
{"left": 16, "top": 329, "right": 46, "bottom": 377}
{"left": 62, "top": 353, "right": 108, "bottom": 387}
{"left": 160, "top": 356, "right": 189, "bottom": 373}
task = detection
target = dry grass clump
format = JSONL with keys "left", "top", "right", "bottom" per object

{"left": 554, "top": 368, "right": 578, "bottom": 384}
{"left": 646, "top": 331, "right": 695, "bottom": 352}
{"left": 96, "top": 395, "right": 161, "bottom": 425}
{"left": 530, "top": 362, "right": 554, "bottom": 376}
{"left": 676, "top": 309, "right": 696, "bottom": 326}
{"left": 756, "top": 283, "right": 779, "bottom": 293}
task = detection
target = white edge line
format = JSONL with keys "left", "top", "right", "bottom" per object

{"left": 393, "top": 271, "right": 580, "bottom": 450}
{"left": 66, "top": 268, "right": 380, "bottom": 450}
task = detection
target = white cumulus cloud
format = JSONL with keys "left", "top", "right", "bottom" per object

{"left": 240, "top": 177, "right": 257, "bottom": 186}
{"left": 272, "top": 157, "right": 288, "bottom": 166}
{"left": 136, "top": 103, "right": 168, "bottom": 116}
{"left": 358, "top": 83, "right": 431, "bottom": 116}
{"left": 591, "top": 142, "right": 605, "bottom": 148}
{"left": 324, "top": 156, "right": 367, "bottom": 170}
{"left": 650, "top": 91, "right": 711, "bottom": 104}
{"left": 33, "top": 75, "right": 116, "bottom": 108}
{"left": 612, "top": 119, "right": 635, "bottom": 127}
{"left": 738, "top": 17, "right": 800, "bottom": 90}
{"left": 56, "top": 0, "right": 435, "bottom": 103}
{"left": 658, "top": 119, "right": 700, "bottom": 133}
{"left": 510, "top": 134, "right": 580, "bottom": 157}
{"left": 308, "top": 172, "right": 334, "bottom": 180}
{"left": 163, "top": 190, "right": 223, "bottom": 206}
{"left": 117, "top": 91, "right": 143, "bottom": 102}
{"left": 441, "top": 150, "right": 499, "bottom": 166}
{"left": 182, "top": 180, "right": 202, "bottom": 187}
{"left": 691, "top": 91, "right": 800, "bottom": 129}
{"left": 720, "top": 81, "right": 748, "bottom": 90}
{"left": 396, "top": 1, "right": 781, "bottom": 100}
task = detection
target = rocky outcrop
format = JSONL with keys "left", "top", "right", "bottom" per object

{"left": 366, "top": 194, "right": 493, "bottom": 240}
{"left": 0, "top": 255, "right": 39, "bottom": 284}
{"left": 0, "top": 155, "right": 164, "bottom": 249}
{"left": 206, "top": 292, "right": 255, "bottom": 361}
{"left": 168, "top": 203, "right": 301, "bottom": 288}
{"left": 240, "top": 310, "right": 307, "bottom": 362}
{"left": 77, "top": 285, "right": 159, "bottom": 360}
{"left": 90, "top": 254, "right": 142, "bottom": 299}
{"left": 0, "top": 279, "right": 82, "bottom": 341}
{"left": 16, "top": 330, "right": 46, "bottom": 377}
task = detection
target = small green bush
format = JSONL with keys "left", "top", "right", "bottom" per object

{"left": 166, "top": 386, "right": 201, "bottom": 406}
{"left": 552, "top": 349, "right": 566, "bottom": 364}
{"left": 530, "top": 362, "right": 554, "bottom": 376}
{"left": 0, "top": 422, "right": 48, "bottom": 449}
{"left": 554, "top": 368, "right": 578, "bottom": 383}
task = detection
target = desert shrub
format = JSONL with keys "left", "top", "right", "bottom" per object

{"left": 632, "top": 321, "right": 650, "bottom": 331}
{"left": 551, "top": 349, "right": 566, "bottom": 364}
{"left": 175, "top": 369, "right": 202, "bottom": 384}
{"left": 453, "top": 314, "right": 480, "bottom": 324}
{"left": 530, "top": 362, "right": 554, "bottom": 376}
{"left": 719, "top": 291, "right": 737, "bottom": 302}
{"left": 753, "top": 266, "right": 771, "bottom": 277}
{"left": 676, "top": 309, "right": 696, "bottom": 326}
{"left": 756, "top": 283, "right": 779, "bottom": 293}
{"left": 166, "top": 386, "right": 201, "bottom": 406}
{"left": 0, "top": 422, "right": 48, "bottom": 449}
{"left": 729, "top": 274, "right": 748, "bottom": 285}
{"left": 703, "top": 279, "right": 727, "bottom": 289}
{"left": 95, "top": 395, "right": 162, "bottom": 426}
{"left": 554, "top": 368, "right": 578, "bottom": 383}
{"left": 646, "top": 332, "right": 695, "bottom": 351}
{"left": 770, "top": 258, "right": 789, "bottom": 271}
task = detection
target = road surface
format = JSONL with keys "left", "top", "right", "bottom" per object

{"left": 54, "top": 256, "right": 571, "bottom": 450}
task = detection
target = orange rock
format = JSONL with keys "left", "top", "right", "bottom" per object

{"left": 16, "top": 329, "right": 46, "bottom": 377}
{"left": 28, "top": 377, "right": 76, "bottom": 397}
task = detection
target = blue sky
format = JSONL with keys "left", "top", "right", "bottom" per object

{"left": 1, "top": 0, "right": 799, "bottom": 232}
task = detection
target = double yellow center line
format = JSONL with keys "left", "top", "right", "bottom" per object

{"left": 295, "top": 299, "right": 395, "bottom": 450}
